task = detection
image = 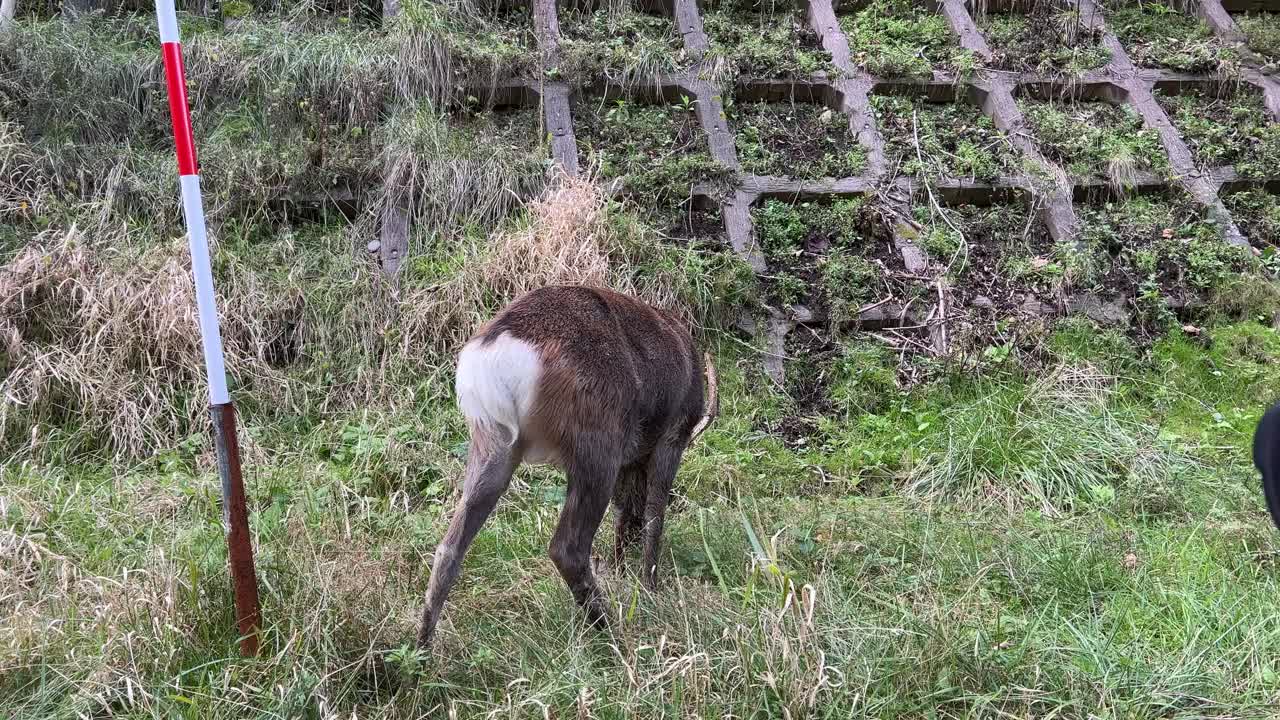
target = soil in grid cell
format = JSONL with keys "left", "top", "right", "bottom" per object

{"left": 731, "top": 98, "right": 866, "bottom": 179}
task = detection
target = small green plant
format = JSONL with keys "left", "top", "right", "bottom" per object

{"left": 732, "top": 101, "right": 866, "bottom": 179}
{"left": 873, "top": 95, "right": 1017, "bottom": 181}
{"left": 1224, "top": 189, "right": 1280, "bottom": 260}
{"left": 1107, "top": 0, "right": 1238, "bottom": 73}
{"left": 1157, "top": 89, "right": 1280, "bottom": 178}
{"left": 841, "top": 0, "right": 976, "bottom": 78}
{"left": 753, "top": 198, "right": 878, "bottom": 312}
{"left": 1020, "top": 99, "right": 1169, "bottom": 187}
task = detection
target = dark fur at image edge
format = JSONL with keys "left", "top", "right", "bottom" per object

{"left": 1252, "top": 402, "right": 1280, "bottom": 531}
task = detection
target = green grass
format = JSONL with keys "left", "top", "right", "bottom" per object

{"left": 839, "top": 0, "right": 979, "bottom": 78}
{"left": 7, "top": 321, "right": 1280, "bottom": 717}
{"left": 1156, "top": 88, "right": 1280, "bottom": 178}
{"left": 558, "top": 5, "right": 689, "bottom": 86}
{"left": 1106, "top": 0, "right": 1238, "bottom": 73}
{"left": 977, "top": 8, "right": 1111, "bottom": 75}
{"left": 1020, "top": 99, "right": 1170, "bottom": 187}
{"left": 872, "top": 95, "right": 1019, "bottom": 182}
{"left": 575, "top": 97, "right": 729, "bottom": 209}
{"left": 730, "top": 100, "right": 866, "bottom": 179}
{"left": 702, "top": 0, "right": 835, "bottom": 78}
{"left": 1235, "top": 11, "right": 1280, "bottom": 63}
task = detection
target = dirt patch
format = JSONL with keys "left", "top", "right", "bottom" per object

{"left": 702, "top": 0, "right": 835, "bottom": 78}
{"left": 872, "top": 94, "right": 1020, "bottom": 181}
{"left": 732, "top": 100, "right": 866, "bottom": 179}
{"left": 1155, "top": 88, "right": 1280, "bottom": 178}
{"left": 1019, "top": 98, "right": 1168, "bottom": 185}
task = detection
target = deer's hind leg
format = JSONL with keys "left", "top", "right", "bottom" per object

{"left": 611, "top": 460, "right": 648, "bottom": 568}
{"left": 550, "top": 430, "right": 621, "bottom": 628}
{"left": 641, "top": 440, "right": 687, "bottom": 592}
{"left": 417, "top": 430, "right": 518, "bottom": 648}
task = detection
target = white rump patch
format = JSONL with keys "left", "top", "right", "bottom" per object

{"left": 455, "top": 332, "right": 542, "bottom": 446}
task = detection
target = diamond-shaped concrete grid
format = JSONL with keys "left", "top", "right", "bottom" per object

{"left": 385, "top": 0, "right": 1280, "bottom": 381}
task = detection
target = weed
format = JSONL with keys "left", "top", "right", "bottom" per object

{"left": 754, "top": 198, "right": 890, "bottom": 320}
{"left": 1106, "top": 0, "right": 1239, "bottom": 73}
{"left": 1020, "top": 99, "right": 1169, "bottom": 188}
{"left": 977, "top": 4, "right": 1110, "bottom": 75}
{"left": 839, "top": 0, "right": 977, "bottom": 78}
{"left": 559, "top": 5, "right": 688, "bottom": 88}
{"left": 1076, "top": 193, "right": 1255, "bottom": 323}
{"left": 575, "top": 98, "right": 728, "bottom": 208}
{"left": 873, "top": 94, "right": 1019, "bottom": 181}
{"left": 1235, "top": 12, "right": 1280, "bottom": 63}
{"left": 702, "top": 0, "right": 835, "bottom": 78}
{"left": 1224, "top": 189, "right": 1280, "bottom": 260}
{"left": 732, "top": 100, "right": 866, "bottom": 179}
{"left": 1157, "top": 87, "right": 1280, "bottom": 178}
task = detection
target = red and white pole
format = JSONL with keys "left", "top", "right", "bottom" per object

{"left": 155, "top": 0, "right": 262, "bottom": 657}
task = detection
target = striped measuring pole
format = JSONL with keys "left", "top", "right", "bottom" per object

{"left": 155, "top": 0, "right": 262, "bottom": 657}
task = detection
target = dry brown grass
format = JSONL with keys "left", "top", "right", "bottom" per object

{"left": 1, "top": 175, "right": 700, "bottom": 460}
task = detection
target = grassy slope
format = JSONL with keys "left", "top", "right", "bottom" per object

{"left": 5, "top": 6, "right": 1280, "bottom": 720}
{"left": 6, "top": 322, "right": 1280, "bottom": 718}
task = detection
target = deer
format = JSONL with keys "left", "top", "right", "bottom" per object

{"left": 1253, "top": 400, "right": 1280, "bottom": 532}
{"left": 417, "top": 284, "right": 719, "bottom": 648}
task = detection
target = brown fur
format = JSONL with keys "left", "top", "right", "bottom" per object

{"left": 417, "top": 285, "right": 713, "bottom": 648}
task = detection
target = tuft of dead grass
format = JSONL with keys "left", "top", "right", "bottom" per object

{"left": 0, "top": 175, "right": 712, "bottom": 460}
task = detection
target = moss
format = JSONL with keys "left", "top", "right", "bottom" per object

{"left": 1020, "top": 99, "right": 1169, "bottom": 186}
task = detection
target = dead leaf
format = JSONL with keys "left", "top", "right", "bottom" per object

{"left": 1161, "top": 228, "right": 1174, "bottom": 238}
{"left": 1030, "top": 256, "right": 1050, "bottom": 269}
{"left": 1123, "top": 552, "right": 1138, "bottom": 571}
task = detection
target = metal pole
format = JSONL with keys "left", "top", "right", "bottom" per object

{"left": 155, "top": 0, "right": 261, "bottom": 657}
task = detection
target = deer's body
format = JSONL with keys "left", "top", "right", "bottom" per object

{"left": 418, "top": 285, "right": 716, "bottom": 647}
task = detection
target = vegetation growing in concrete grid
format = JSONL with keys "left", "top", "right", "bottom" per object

{"left": 558, "top": 3, "right": 689, "bottom": 87}
{"left": 975, "top": 1, "right": 1110, "bottom": 75}
{"left": 1106, "top": 0, "right": 1239, "bottom": 73}
{"left": 753, "top": 198, "right": 888, "bottom": 321}
{"left": 730, "top": 99, "right": 866, "bottom": 179}
{"left": 1019, "top": 98, "right": 1169, "bottom": 188}
{"left": 872, "top": 94, "right": 1019, "bottom": 182}
{"left": 839, "top": 0, "right": 979, "bottom": 78}
{"left": 701, "top": 0, "right": 836, "bottom": 78}
{"left": 1156, "top": 87, "right": 1280, "bottom": 179}
{"left": 1235, "top": 11, "right": 1280, "bottom": 65}
{"left": 574, "top": 97, "right": 729, "bottom": 208}
{"left": 1076, "top": 192, "right": 1264, "bottom": 328}
{"left": 1224, "top": 189, "right": 1280, "bottom": 262}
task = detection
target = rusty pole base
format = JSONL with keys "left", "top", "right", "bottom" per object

{"left": 211, "top": 402, "right": 262, "bottom": 657}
